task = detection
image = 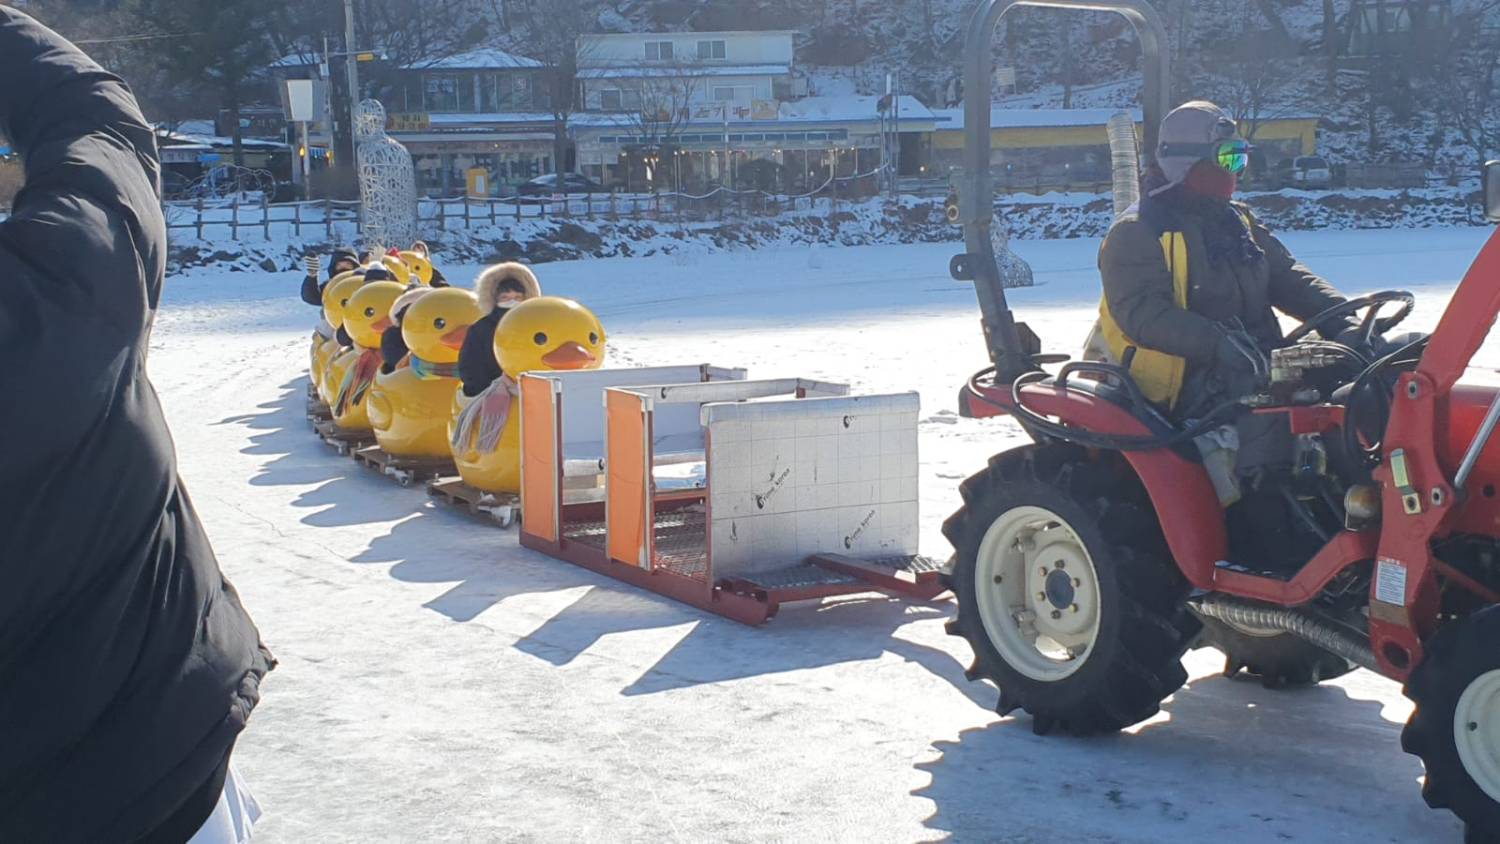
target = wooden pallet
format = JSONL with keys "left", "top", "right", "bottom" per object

{"left": 351, "top": 445, "right": 456, "bottom": 487}
{"left": 427, "top": 478, "right": 521, "bottom": 528}
{"left": 306, "top": 396, "right": 332, "bottom": 421}
{"left": 313, "top": 418, "right": 376, "bottom": 456}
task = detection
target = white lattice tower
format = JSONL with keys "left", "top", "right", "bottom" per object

{"left": 355, "top": 99, "right": 417, "bottom": 251}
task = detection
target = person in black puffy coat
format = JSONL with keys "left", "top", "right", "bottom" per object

{"left": 458, "top": 263, "right": 542, "bottom": 396}
{"left": 0, "top": 10, "right": 273, "bottom": 842}
{"left": 298, "top": 246, "right": 359, "bottom": 306}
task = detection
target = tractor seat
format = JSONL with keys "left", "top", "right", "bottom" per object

{"left": 1038, "top": 362, "right": 1183, "bottom": 444}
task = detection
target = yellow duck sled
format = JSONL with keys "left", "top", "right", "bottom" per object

{"left": 367, "top": 287, "right": 483, "bottom": 461}
{"left": 449, "top": 297, "right": 607, "bottom": 495}
{"left": 330, "top": 280, "right": 406, "bottom": 434}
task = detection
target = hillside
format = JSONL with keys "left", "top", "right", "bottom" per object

{"left": 508, "top": 0, "right": 1496, "bottom": 175}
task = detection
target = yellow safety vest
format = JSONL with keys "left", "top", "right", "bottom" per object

{"left": 1098, "top": 230, "right": 1190, "bottom": 409}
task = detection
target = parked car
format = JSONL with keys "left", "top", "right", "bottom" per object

{"left": 1276, "top": 155, "right": 1334, "bottom": 190}
{"left": 517, "top": 173, "right": 603, "bottom": 197}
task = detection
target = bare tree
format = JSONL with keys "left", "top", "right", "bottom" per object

{"left": 1203, "top": 26, "right": 1300, "bottom": 143}
{"left": 1250, "top": 0, "right": 1295, "bottom": 50}
{"left": 1322, "top": 0, "right": 1340, "bottom": 95}
{"left": 522, "top": 0, "right": 597, "bottom": 183}
{"left": 619, "top": 59, "right": 705, "bottom": 191}
{"left": 1432, "top": 6, "right": 1500, "bottom": 167}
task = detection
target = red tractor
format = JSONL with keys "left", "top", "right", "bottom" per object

{"left": 944, "top": 2, "right": 1500, "bottom": 840}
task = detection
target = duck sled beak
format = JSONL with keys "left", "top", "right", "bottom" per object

{"left": 541, "top": 341, "right": 597, "bottom": 370}
{"left": 439, "top": 325, "right": 470, "bottom": 349}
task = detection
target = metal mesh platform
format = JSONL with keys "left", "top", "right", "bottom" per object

{"left": 735, "top": 564, "right": 861, "bottom": 591}
{"left": 558, "top": 510, "right": 708, "bottom": 579}
{"left": 862, "top": 555, "right": 945, "bottom": 575}
{"left": 652, "top": 509, "right": 707, "bottom": 580}
{"left": 563, "top": 519, "right": 607, "bottom": 550}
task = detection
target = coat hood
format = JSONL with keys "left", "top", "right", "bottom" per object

{"left": 474, "top": 262, "right": 541, "bottom": 314}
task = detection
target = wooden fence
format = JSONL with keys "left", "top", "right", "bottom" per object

{"left": 161, "top": 178, "right": 890, "bottom": 242}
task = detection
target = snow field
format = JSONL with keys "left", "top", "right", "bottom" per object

{"left": 153, "top": 228, "right": 1494, "bottom": 842}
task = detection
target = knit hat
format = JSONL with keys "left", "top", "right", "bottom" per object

{"left": 1152, "top": 101, "right": 1240, "bottom": 196}
{"left": 362, "top": 263, "right": 396, "bottom": 283}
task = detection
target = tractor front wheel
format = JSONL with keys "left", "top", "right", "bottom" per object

{"left": 1195, "top": 616, "right": 1354, "bottom": 689}
{"left": 1402, "top": 606, "right": 1500, "bottom": 841}
{"left": 941, "top": 444, "right": 1201, "bottom": 736}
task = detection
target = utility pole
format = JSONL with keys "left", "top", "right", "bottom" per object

{"left": 345, "top": 0, "right": 360, "bottom": 132}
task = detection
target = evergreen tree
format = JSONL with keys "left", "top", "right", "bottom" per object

{"left": 127, "top": 0, "right": 290, "bottom": 167}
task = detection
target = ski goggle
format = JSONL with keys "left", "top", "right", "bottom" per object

{"left": 1160, "top": 139, "right": 1252, "bottom": 175}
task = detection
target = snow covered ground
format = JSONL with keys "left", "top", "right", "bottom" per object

{"left": 150, "top": 227, "right": 1496, "bottom": 843}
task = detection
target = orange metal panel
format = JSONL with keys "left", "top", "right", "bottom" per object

{"left": 520, "top": 375, "right": 559, "bottom": 544}
{"left": 606, "top": 390, "right": 650, "bottom": 568}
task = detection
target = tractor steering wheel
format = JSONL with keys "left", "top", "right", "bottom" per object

{"left": 1283, "top": 290, "right": 1416, "bottom": 350}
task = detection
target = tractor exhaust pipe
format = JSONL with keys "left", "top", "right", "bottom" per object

{"left": 1188, "top": 594, "right": 1380, "bottom": 673}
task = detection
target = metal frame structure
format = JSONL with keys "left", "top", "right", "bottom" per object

{"left": 955, "top": 0, "right": 1171, "bottom": 381}
{"left": 518, "top": 367, "right": 946, "bottom": 624}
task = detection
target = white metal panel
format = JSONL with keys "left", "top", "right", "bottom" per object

{"left": 705, "top": 393, "right": 920, "bottom": 577}
{"left": 537, "top": 365, "right": 745, "bottom": 459}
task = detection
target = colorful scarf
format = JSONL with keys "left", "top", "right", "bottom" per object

{"left": 450, "top": 375, "right": 517, "bottom": 455}
{"left": 409, "top": 354, "right": 460, "bottom": 380}
{"left": 334, "top": 348, "right": 382, "bottom": 417}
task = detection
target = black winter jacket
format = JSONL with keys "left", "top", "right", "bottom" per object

{"left": 0, "top": 11, "right": 273, "bottom": 842}
{"left": 1100, "top": 193, "right": 1350, "bottom": 367}
{"left": 381, "top": 324, "right": 408, "bottom": 373}
{"left": 458, "top": 306, "right": 510, "bottom": 397}
{"left": 299, "top": 272, "right": 324, "bottom": 306}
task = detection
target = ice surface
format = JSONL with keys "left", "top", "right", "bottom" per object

{"left": 153, "top": 228, "right": 1493, "bottom": 842}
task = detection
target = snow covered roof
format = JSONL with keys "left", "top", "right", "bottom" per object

{"left": 269, "top": 52, "right": 319, "bottom": 69}
{"left": 931, "top": 107, "right": 1143, "bottom": 132}
{"left": 580, "top": 64, "right": 791, "bottom": 80}
{"left": 779, "top": 95, "right": 935, "bottom": 123}
{"left": 404, "top": 48, "right": 542, "bottom": 70}
{"left": 165, "top": 119, "right": 218, "bottom": 137}
{"left": 583, "top": 30, "right": 800, "bottom": 40}
{"left": 932, "top": 106, "right": 1321, "bottom": 132}
{"left": 572, "top": 95, "right": 937, "bottom": 135}
{"left": 427, "top": 112, "right": 554, "bottom": 126}
{"left": 155, "top": 129, "right": 288, "bottom": 151}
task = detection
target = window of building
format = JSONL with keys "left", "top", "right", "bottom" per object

{"left": 600, "top": 89, "right": 622, "bottom": 111}
{"left": 484, "top": 75, "right": 522, "bottom": 112}
{"left": 621, "top": 89, "right": 643, "bottom": 111}
{"left": 424, "top": 74, "right": 473, "bottom": 113}
{"left": 697, "top": 40, "right": 726, "bottom": 60}
{"left": 645, "top": 41, "right": 674, "bottom": 61}
{"left": 712, "top": 86, "right": 740, "bottom": 102}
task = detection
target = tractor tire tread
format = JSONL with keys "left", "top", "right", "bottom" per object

{"left": 1401, "top": 607, "right": 1500, "bottom": 838}
{"left": 946, "top": 444, "right": 1199, "bottom": 737}
{"left": 1194, "top": 617, "right": 1356, "bottom": 689}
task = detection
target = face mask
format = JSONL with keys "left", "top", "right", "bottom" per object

{"left": 1184, "top": 159, "right": 1238, "bottom": 200}
{"left": 497, "top": 294, "right": 525, "bottom": 307}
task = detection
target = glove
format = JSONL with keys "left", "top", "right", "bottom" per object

{"left": 305, "top": 255, "right": 321, "bottom": 277}
{"left": 1213, "top": 330, "right": 1268, "bottom": 401}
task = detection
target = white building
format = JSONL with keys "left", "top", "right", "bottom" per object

{"left": 577, "top": 31, "right": 800, "bottom": 114}
{"left": 572, "top": 31, "right": 931, "bottom": 194}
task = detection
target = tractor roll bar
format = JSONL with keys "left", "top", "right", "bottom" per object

{"left": 958, "top": 0, "right": 1171, "bottom": 380}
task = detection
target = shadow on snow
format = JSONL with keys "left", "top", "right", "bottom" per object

{"left": 914, "top": 674, "right": 1459, "bottom": 843}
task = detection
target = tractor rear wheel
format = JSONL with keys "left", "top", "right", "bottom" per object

{"left": 1195, "top": 616, "right": 1355, "bottom": 689}
{"left": 1402, "top": 606, "right": 1500, "bottom": 841}
{"left": 941, "top": 444, "right": 1201, "bottom": 736}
